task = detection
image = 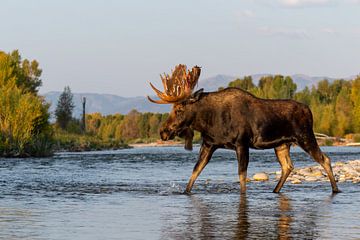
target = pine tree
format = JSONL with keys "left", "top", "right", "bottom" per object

{"left": 55, "top": 86, "right": 75, "bottom": 129}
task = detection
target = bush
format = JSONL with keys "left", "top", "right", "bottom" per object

{"left": 353, "top": 134, "right": 360, "bottom": 143}
{"left": 0, "top": 50, "right": 53, "bottom": 157}
{"left": 53, "top": 130, "right": 129, "bottom": 152}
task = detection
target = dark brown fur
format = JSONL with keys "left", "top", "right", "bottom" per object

{"left": 160, "top": 87, "right": 340, "bottom": 194}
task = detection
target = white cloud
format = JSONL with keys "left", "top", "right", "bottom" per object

{"left": 236, "top": 9, "right": 255, "bottom": 18}
{"left": 278, "top": 0, "right": 332, "bottom": 7}
{"left": 258, "top": 26, "right": 310, "bottom": 39}
{"left": 321, "top": 27, "right": 338, "bottom": 35}
{"left": 243, "top": 9, "right": 255, "bottom": 17}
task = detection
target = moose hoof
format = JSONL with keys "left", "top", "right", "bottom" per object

{"left": 183, "top": 190, "right": 192, "bottom": 195}
{"left": 332, "top": 188, "right": 341, "bottom": 194}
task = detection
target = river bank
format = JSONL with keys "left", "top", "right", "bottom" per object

{"left": 129, "top": 140, "right": 187, "bottom": 148}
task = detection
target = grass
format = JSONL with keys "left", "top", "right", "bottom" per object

{"left": 53, "top": 130, "right": 130, "bottom": 152}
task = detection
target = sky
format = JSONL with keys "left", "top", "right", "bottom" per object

{"left": 1, "top": 0, "right": 360, "bottom": 97}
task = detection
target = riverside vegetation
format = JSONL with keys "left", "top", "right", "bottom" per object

{"left": 0, "top": 50, "right": 52, "bottom": 157}
{"left": 1, "top": 49, "right": 360, "bottom": 157}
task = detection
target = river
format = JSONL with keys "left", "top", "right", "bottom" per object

{"left": 0, "top": 146, "right": 359, "bottom": 239}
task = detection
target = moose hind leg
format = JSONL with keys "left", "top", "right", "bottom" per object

{"left": 298, "top": 135, "right": 340, "bottom": 193}
{"left": 273, "top": 144, "right": 293, "bottom": 193}
{"left": 236, "top": 146, "right": 249, "bottom": 194}
{"left": 185, "top": 143, "right": 216, "bottom": 194}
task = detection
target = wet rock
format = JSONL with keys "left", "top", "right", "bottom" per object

{"left": 291, "top": 179, "right": 302, "bottom": 184}
{"left": 298, "top": 168, "right": 311, "bottom": 176}
{"left": 270, "top": 160, "right": 360, "bottom": 184}
{"left": 253, "top": 172, "right": 269, "bottom": 181}
{"left": 335, "top": 161, "right": 345, "bottom": 166}
{"left": 305, "top": 176, "right": 318, "bottom": 182}
{"left": 308, "top": 169, "right": 324, "bottom": 177}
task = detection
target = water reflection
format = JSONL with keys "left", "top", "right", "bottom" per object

{"left": 277, "top": 194, "right": 292, "bottom": 240}
{"left": 233, "top": 194, "right": 249, "bottom": 239}
{"left": 161, "top": 192, "right": 337, "bottom": 239}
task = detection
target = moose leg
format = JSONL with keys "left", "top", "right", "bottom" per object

{"left": 236, "top": 146, "right": 249, "bottom": 194}
{"left": 298, "top": 135, "right": 340, "bottom": 193}
{"left": 185, "top": 143, "right": 216, "bottom": 194}
{"left": 273, "top": 144, "right": 293, "bottom": 193}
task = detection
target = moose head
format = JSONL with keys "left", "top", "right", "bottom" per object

{"left": 147, "top": 64, "right": 203, "bottom": 150}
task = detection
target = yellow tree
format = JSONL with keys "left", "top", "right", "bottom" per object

{"left": 351, "top": 76, "right": 360, "bottom": 133}
{"left": 334, "top": 86, "right": 353, "bottom": 136}
{"left": 0, "top": 50, "right": 52, "bottom": 157}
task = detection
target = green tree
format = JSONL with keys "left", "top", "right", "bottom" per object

{"left": 55, "top": 86, "right": 75, "bottom": 129}
{"left": 351, "top": 76, "right": 360, "bottom": 133}
{"left": 334, "top": 86, "right": 353, "bottom": 136}
{"left": 228, "top": 76, "right": 255, "bottom": 91}
{"left": 258, "top": 75, "right": 297, "bottom": 99}
{"left": 0, "top": 50, "right": 52, "bottom": 157}
{"left": 294, "top": 86, "right": 311, "bottom": 105}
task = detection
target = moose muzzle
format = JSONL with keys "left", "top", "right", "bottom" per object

{"left": 160, "top": 127, "right": 175, "bottom": 141}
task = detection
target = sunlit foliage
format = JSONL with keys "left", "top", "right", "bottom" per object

{"left": 0, "top": 50, "right": 52, "bottom": 157}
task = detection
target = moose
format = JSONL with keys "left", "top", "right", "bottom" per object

{"left": 148, "top": 64, "right": 340, "bottom": 194}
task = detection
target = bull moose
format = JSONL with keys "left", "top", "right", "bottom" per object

{"left": 148, "top": 64, "right": 340, "bottom": 194}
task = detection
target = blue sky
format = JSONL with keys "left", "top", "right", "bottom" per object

{"left": 1, "top": 0, "right": 360, "bottom": 96}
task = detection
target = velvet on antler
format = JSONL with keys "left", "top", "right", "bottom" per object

{"left": 147, "top": 64, "right": 201, "bottom": 104}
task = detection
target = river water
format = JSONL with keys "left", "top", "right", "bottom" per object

{"left": 0, "top": 146, "right": 359, "bottom": 239}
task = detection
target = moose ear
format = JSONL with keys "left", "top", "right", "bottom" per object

{"left": 188, "top": 88, "right": 204, "bottom": 103}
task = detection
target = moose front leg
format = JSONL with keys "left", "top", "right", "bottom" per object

{"left": 236, "top": 145, "right": 249, "bottom": 194}
{"left": 185, "top": 143, "right": 216, "bottom": 194}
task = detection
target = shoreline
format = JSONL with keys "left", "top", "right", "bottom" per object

{"left": 129, "top": 141, "right": 187, "bottom": 148}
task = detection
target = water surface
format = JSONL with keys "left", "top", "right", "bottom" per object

{"left": 0, "top": 146, "right": 359, "bottom": 239}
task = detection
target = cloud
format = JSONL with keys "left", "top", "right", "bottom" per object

{"left": 278, "top": 0, "right": 332, "bottom": 7}
{"left": 258, "top": 26, "right": 310, "bottom": 39}
{"left": 236, "top": 9, "right": 255, "bottom": 19}
{"left": 321, "top": 27, "right": 338, "bottom": 35}
{"left": 243, "top": 10, "right": 255, "bottom": 17}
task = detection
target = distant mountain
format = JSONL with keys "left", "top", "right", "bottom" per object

{"left": 198, "top": 74, "right": 235, "bottom": 92}
{"left": 44, "top": 73, "right": 355, "bottom": 117}
{"left": 44, "top": 92, "right": 171, "bottom": 118}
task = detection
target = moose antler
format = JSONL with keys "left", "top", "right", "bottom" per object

{"left": 147, "top": 64, "right": 201, "bottom": 104}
